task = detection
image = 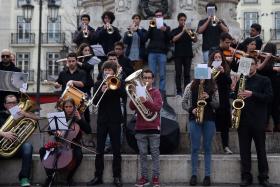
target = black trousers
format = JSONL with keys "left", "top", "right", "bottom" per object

{"left": 174, "top": 56, "right": 192, "bottom": 93}
{"left": 39, "top": 146, "right": 83, "bottom": 181}
{"left": 238, "top": 124, "right": 269, "bottom": 181}
{"left": 95, "top": 122, "right": 122, "bottom": 178}
{"left": 267, "top": 79, "right": 280, "bottom": 127}
{"left": 215, "top": 107, "right": 231, "bottom": 148}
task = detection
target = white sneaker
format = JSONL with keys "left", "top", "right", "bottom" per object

{"left": 224, "top": 147, "right": 233, "bottom": 154}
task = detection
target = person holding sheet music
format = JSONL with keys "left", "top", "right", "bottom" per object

{"left": 0, "top": 49, "right": 21, "bottom": 111}
{"left": 77, "top": 43, "right": 95, "bottom": 123}
{"left": 40, "top": 98, "right": 91, "bottom": 187}
{"left": 0, "top": 94, "right": 38, "bottom": 187}
{"left": 73, "top": 14, "right": 98, "bottom": 48}
{"left": 182, "top": 71, "right": 219, "bottom": 186}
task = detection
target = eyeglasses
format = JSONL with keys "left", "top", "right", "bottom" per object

{"left": 1, "top": 55, "right": 10, "bottom": 58}
{"left": 5, "top": 101, "right": 17, "bottom": 105}
{"left": 155, "top": 14, "right": 162, "bottom": 17}
{"left": 143, "top": 76, "right": 153, "bottom": 79}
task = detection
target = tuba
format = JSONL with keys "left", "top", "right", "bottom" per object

{"left": 0, "top": 94, "right": 38, "bottom": 157}
{"left": 125, "top": 69, "right": 158, "bottom": 122}
{"left": 195, "top": 80, "right": 207, "bottom": 124}
{"left": 232, "top": 74, "right": 246, "bottom": 129}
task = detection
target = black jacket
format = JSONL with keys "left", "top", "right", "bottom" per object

{"left": 73, "top": 25, "right": 98, "bottom": 47}
{"left": 93, "top": 79, "right": 126, "bottom": 124}
{"left": 146, "top": 24, "right": 170, "bottom": 54}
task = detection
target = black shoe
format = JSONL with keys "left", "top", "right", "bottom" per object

{"left": 113, "top": 177, "right": 123, "bottom": 187}
{"left": 42, "top": 177, "right": 52, "bottom": 187}
{"left": 203, "top": 176, "right": 211, "bottom": 186}
{"left": 189, "top": 175, "right": 197, "bottom": 186}
{"left": 240, "top": 178, "right": 252, "bottom": 186}
{"left": 87, "top": 177, "right": 103, "bottom": 186}
{"left": 260, "top": 180, "right": 273, "bottom": 187}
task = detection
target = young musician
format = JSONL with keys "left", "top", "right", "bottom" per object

{"left": 40, "top": 98, "right": 91, "bottom": 187}
{"left": 87, "top": 61, "right": 126, "bottom": 187}
{"left": 239, "top": 23, "right": 263, "bottom": 51}
{"left": 114, "top": 41, "right": 134, "bottom": 77}
{"left": 130, "top": 69, "right": 163, "bottom": 187}
{"left": 171, "top": 12, "right": 198, "bottom": 96}
{"left": 208, "top": 51, "right": 233, "bottom": 154}
{"left": 123, "top": 14, "right": 147, "bottom": 70}
{"left": 0, "top": 94, "right": 38, "bottom": 187}
{"left": 54, "top": 52, "right": 87, "bottom": 94}
{"left": 73, "top": 14, "right": 97, "bottom": 47}
{"left": 234, "top": 56, "right": 272, "bottom": 187}
{"left": 182, "top": 78, "right": 219, "bottom": 186}
{"left": 76, "top": 43, "right": 95, "bottom": 123}
{"left": 0, "top": 49, "right": 21, "bottom": 111}
{"left": 197, "top": 2, "right": 229, "bottom": 63}
{"left": 146, "top": 9, "right": 170, "bottom": 96}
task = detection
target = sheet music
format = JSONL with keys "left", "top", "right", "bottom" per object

{"left": 47, "top": 112, "right": 68, "bottom": 131}
{"left": 194, "top": 64, "right": 211, "bottom": 79}
{"left": 212, "top": 60, "right": 222, "bottom": 68}
{"left": 238, "top": 57, "right": 252, "bottom": 76}
{"left": 207, "top": 6, "right": 216, "bottom": 17}
{"left": 156, "top": 17, "right": 164, "bottom": 29}
{"left": 9, "top": 105, "right": 22, "bottom": 120}
{"left": 136, "top": 84, "right": 147, "bottom": 98}
{"left": 87, "top": 56, "right": 101, "bottom": 65}
{"left": 91, "top": 44, "right": 106, "bottom": 57}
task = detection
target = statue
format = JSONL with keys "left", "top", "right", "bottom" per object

{"left": 139, "top": 0, "right": 169, "bottom": 19}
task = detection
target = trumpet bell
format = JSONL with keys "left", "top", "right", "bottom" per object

{"left": 107, "top": 76, "right": 121, "bottom": 90}
{"left": 149, "top": 20, "right": 156, "bottom": 28}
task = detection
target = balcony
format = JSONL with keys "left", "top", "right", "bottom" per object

{"left": 10, "top": 33, "right": 35, "bottom": 46}
{"left": 41, "top": 33, "right": 65, "bottom": 45}
{"left": 241, "top": 29, "right": 264, "bottom": 40}
{"left": 270, "top": 29, "right": 280, "bottom": 42}
{"left": 23, "top": 69, "right": 35, "bottom": 82}
{"left": 40, "top": 70, "right": 59, "bottom": 82}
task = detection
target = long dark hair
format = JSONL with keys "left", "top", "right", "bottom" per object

{"left": 208, "top": 50, "right": 230, "bottom": 75}
{"left": 191, "top": 79, "right": 217, "bottom": 96}
{"left": 62, "top": 98, "right": 76, "bottom": 117}
{"left": 77, "top": 43, "right": 94, "bottom": 56}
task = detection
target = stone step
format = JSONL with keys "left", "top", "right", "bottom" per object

{"left": 1, "top": 154, "right": 280, "bottom": 185}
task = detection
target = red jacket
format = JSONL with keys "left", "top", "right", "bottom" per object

{"left": 129, "top": 87, "right": 163, "bottom": 131}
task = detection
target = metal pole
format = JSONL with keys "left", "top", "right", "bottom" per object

{"left": 36, "top": 0, "right": 42, "bottom": 114}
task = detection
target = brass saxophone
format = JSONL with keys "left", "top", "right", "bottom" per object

{"left": 232, "top": 74, "right": 246, "bottom": 129}
{"left": 0, "top": 94, "right": 38, "bottom": 157}
{"left": 196, "top": 80, "right": 207, "bottom": 124}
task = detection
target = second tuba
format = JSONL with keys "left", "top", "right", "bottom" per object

{"left": 125, "top": 69, "right": 158, "bottom": 122}
{"left": 0, "top": 93, "right": 38, "bottom": 157}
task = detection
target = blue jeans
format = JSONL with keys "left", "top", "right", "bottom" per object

{"left": 202, "top": 50, "right": 209, "bottom": 64}
{"left": 189, "top": 120, "right": 216, "bottom": 177}
{"left": 148, "top": 53, "right": 166, "bottom": 91}
{"left": 17, "top": 143, "right": 33, "bottom": 180}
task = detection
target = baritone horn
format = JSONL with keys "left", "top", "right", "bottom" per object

{"left": 125, "top": 69, "right": 158, "bottom": 122}
{"left": 0, "top": 93, "right": 38, "bottom": 157}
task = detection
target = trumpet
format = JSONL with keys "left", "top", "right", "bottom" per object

{"left": 82, "top": 23, "right": 89, "bottom": 38}
{"left": 211, "top": 67, "right": 220, "bottom": 80}
{"left": 211, "top": 16, "right": 220, "bottom": 27}
{"left": 127, "top": 23, "right": 138, "bottom": 37}
{"left": 149, "top": 19, "right": 156, "bottom": 28}
{"left": 184, "top": 26, "right": 197, "bottom": 40}
{"left": 106, "top": 24, "right": 114, "bottom": 34}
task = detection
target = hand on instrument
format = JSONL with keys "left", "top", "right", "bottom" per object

{"left": 74, "top": 109, "right": 81, "bottom": 120}
{"left": 1, "top": 131, "right": 17, "bottom": 142}
{"left": 55, "top": 130, "right": 63, "bottom": 137}
{"left": 139, "top": 96, "right": 146, "bottom": 103}
{"left": 217, "top": 66, "right": 224, "bottom": 73}
{"left": 67, "top": 80, "right": 74, "bottom": 87}
{"left": 238, "top": 90, "right": 252, "bottom": 99}
{"left": 160, "top": 26, "right": 167, "bottom": 31}
{"left": 231, "top": 75, "right": 238, "bottom": 91}
{"left": 17, "top": 110, "right": 27, "bottom": 118}
{"left": 101, "top": 84, "right": 108, "bottom": 92}
{"left": 192, "top": 108, "right": 197, "bottom": 115}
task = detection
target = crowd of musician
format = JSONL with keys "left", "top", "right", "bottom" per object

{"left": 0, "top": 2, "right": 279, "bottom": 187}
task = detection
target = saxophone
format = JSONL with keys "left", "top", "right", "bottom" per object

{"left": 231, "top": 74, "right": 246, "bottom": 129}
{"left": 0, "top": 94, "right": 38, "bottom": 157}
{"left": 195, "top": 80, "right": 207, "bottom": 124}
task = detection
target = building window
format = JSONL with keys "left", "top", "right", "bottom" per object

{"left": 275, "top": 0, "right": 280, "bottom": 3}
{"left": 17, "top": 16, "right": 31, "bottom": 42}
{"left": 47, "top": 16, "right": 61, "bottom": 43}
{"left": 16, "top": 52, "right": 30, "bottom": 72}
{"left": 46, "top": 52, "right": 61, "bottom": 80}
{"left": 275, "top": 12, "right": 280, "bottom": 39}
{"left": 17, "top": 0, "right": 26, "bottom": 8}
{"left": 243, "top": 0, "right": 258, "bottom": 3}
{"left": 77, "top": 0, "right": 83, "bottom": 7}
{"left": 244, "top": 12, "right": 258, "bottom": 37}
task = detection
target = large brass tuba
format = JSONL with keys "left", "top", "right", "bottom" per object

{"left": 125, "top": 69, "right": 158, "bottom": 122}
{"left": 195, "top": 80, "right": 207, "bottom": 124}
{"left": 0, "top": 94, "right": 38, "bottom": 157}
{"left": 232, "top": 74, "right": 246, "bottom": 129}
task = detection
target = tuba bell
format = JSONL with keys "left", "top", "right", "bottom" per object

{"left": 0, "top": 93, "right": 38, "bottom": 157}
{"left": 125, "top": 69, "right": 158, "bottom": 122}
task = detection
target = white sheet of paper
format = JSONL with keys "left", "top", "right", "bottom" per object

{"left": 47, "top": 112, "right": 68, "bottom": 131}
{"left": 207, "top": 6, "right": 216, "bottom": 17}
{"left": 135, "top": 85, "right": 147, "bottom": 98}
{"left": 91, "top": 44, "right": 105, "bottom": 57}
{"left": 194, "top": 66, "right": 211, "bottom": 79}
{"left": 212, "top": 60, "right": 222, "bottom": 68}
{"left": 156, "top": 17, "right": 164, "bottom": 29}
{"left": 197, "top": 63, "right": 208, "bottom": 68}
{"left": 87, "top": 56, "right": 101, "bottom": 65}
{"left": 9, "top": 105, "right": 22, "bottom": 120}
{"left": 238, "top": 57, "right": 252, "bottom": 76}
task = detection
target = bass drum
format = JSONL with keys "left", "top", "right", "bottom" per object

{"left": 125, "top": 105, "right": 180, "bottom": 154}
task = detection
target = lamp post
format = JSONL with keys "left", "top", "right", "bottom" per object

{"left": 22, "top": 0, "right": 60, "bottom": 113}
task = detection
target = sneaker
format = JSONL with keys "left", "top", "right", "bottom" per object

{"left": 135, "top": 176, "right": 149, "bottom": 187}
{"left": 189, "top": 175, "right": 197, "bottom": 186}
{"left": 224, "top": 146, "right": 233, "bottom": 154}
{"left": 20, "top": 178, "right": 30, "bottom": 187}
{"left": 152, "top": 176, "right": 160, "bottom": 187}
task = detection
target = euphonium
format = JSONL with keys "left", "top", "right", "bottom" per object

{"left": 232, "top": 74, "right": 246, "bottom": 129}
{"left": 125, "top": 69, "right": 158, "bottom": 122}
{"left": 196, "top": 80, "right": 207, "bottom": 124}
{"left": 0, "top": 94, "right": 38, "bottom": 157}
